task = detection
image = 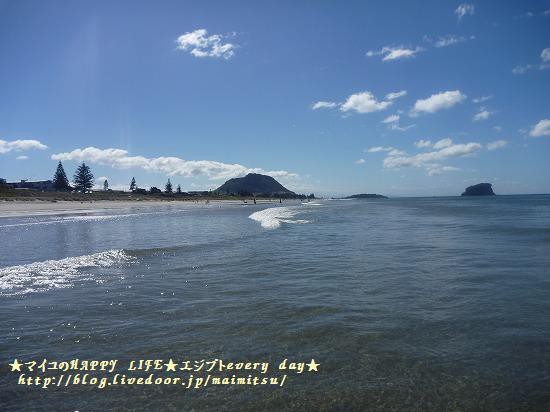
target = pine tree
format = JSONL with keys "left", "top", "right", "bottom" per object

{"left": 103, "top": 179, "right": 109, "bottom": 191}
{"left": 52, "top": 161, "right": 71, "bottom": 191}
{"left": 73, "top": 162, "right": 94, "bottom": 192}
{"left": 130, "top": 177, "right": 136, "bottom": 191}
{"left": 165, "top": 178, "right": 173, "bottom": 194}
{"left": 176, "top": 184, "right": 182, "bottom": 194}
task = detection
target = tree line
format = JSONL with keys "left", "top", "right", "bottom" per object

{"left": 53, "top": 162, "right": 189, "bottom": 195}
{"left": 52, "top": 162, "right": 314, "bottom": 198}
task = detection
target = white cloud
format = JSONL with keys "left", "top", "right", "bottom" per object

{"left": 382, "top": 114, "right": 400, "bottom": 124}
{"left": 388, "top": 149, "right": 407, "bottom": 156}
{"left": 355, "top": 158, "right": 366, "bottom": 164}
{"left": 433, "top": 138, "right": 453, "bottom": 149}
{"left": 415, "top": 139, "right": 432, "bottom": 148}
{"left": 385, "top": 90, "right": 407, "bottom": 100}
{"left": 486, "top": 140, "right": 507, "bottom": 150}
{"left": 51, "top": 147, "right": 297, "bottom": 181}
{"left": 389, "top": 123, "right": 415, "bottom": 132}
{"left": 512, "top": 64, "right": 533, "bottom": 75}
{"left": 513, "top": 48, "right": 550, "bottom": 74}
{"left": 411, "top": 90, "right": 466, "bottom": 116}
{"left": 340, "top": 91, "right": 392, "bottom": 114}
{"left": 529, "top": 119, "right": 550, "bottom": 137}
{"left": 311, "top": 101, "right": 337, "bottom": 110}
{"left": 493, "top": 126, "right": 502, "bottom": 132}
{"left": 367, "top": 146, "right": 394, "bottom": 153}
{"left": 434, "top": 35, "right": 467, "bottom": 48}
{"left": 367, "top": 46, "right": 424, "bottom": 61}
{"left": 473, "top": 95, "right": 492, "bottom": 103}
{"left": 383, "top": 139, "right": 482, "bottom": 175}
{"left": 175, "top": 29, "right": 237, "bottom": 59}
{"left": 16, "top": 155, "right": 29, "bottom": 160}
{"left": 427, "top": 165, "right": 461, "bottom": 176}
{"left": 0, "top": 139, "right": 48, "bottom": 154}
{"left": 473, "top": 108, "right": 493, "bottom": 121}
{"left": 455, "top": 4, "right": 475, "bottom": 21}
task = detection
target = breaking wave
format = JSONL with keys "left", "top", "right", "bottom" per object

{"left": 0, "top": 211, "right": 172, "bottom": 228}
{"left": 0, "top": 250, "right": 134, "bottom": 296}
{"left": 248, "top": 207, "right": 310, "bottom": 229}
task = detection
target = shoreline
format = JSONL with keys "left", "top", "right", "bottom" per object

{"left": 0, "top": 198, "right": 291, "bottom": 218}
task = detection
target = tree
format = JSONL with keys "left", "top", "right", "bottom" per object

{"left": 103, "top": 179, "right": 109, "bottom": 191}
{"left": 165, "top": 178, "right": 173, "bottom": 194}
{"left": 150, "top": 186, "right": 161, "bottom": 194}
{"left": 52, "top": 161, "right": 71, "bottom": 191}
{"left": 130, "top": 177, "right": 137, "bottom": 191}
{"left": 73, "top": 162, "right": 94, "bottom": 192}
{"left": 176, "top": 184, "right": 182, "bottom": 194}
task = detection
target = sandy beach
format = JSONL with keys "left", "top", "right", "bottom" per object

{"left": 0, "top": 198, "right": 289, "bottom": 218}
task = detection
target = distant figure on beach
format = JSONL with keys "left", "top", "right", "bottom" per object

{"left": 279, "top": 198, "right": 282, "bottom": 203}
{"left": 253, "top": 198, "right": 256, "bottom": 204}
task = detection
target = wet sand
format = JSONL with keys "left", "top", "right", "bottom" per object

{"left": 0, "top": 199, "right": 287, "bottom": 218}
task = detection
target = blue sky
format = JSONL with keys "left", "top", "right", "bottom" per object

{"left": 0, "top": 0, "right": 549, "bottom": 196}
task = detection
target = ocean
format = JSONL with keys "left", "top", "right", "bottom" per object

{"left": 1, "top": 196, "right": 549, "bottom": 411}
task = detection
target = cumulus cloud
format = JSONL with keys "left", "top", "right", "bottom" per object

{"left": 415, "top": 139, "right": 432, "bottom": 148}
{"left": 486, "top": 140, "right": 507, "bottom": 150}
{"left": 473, "top": 95, "right": 492, "bottom": 103}
{"left": 455, "top": 4, "right": 475, "bottom": 21}
{"left": 473, "top": 108, "right": 493, "bottom": 121}
{"left": 51, "top": 147, "right": 297, "bottom": 181}
{"left": 355, "top": 158, "right": 366, "bottom": 164}
{"left": 513, "top": 47, "right": 550, "bottom": 74}
{"left": 16, "top": 155, "right": 29, "bottom": 160}
{"left": 340, "top": 91, "right": 392, "bottom": 114}
{"left": 175, "top": 29, "right": 237, "bottom": 59}
{"left": 433, "top": 138, "right": 453, "bottom": 149}
{"left": 367, "top": 46, "right": 424, "bottom": 61}
{"left": 426, "top": 165, "right": 461, "bottom": 176}
{"left": 311, "top": 101, "right": 337, "bottom": 110}
{"left": 382, "top": 114, "right": 400, "bottom": 124}
{"left": 385, "top": 90, "right": 407, "bottom": 100}
{"left": 382, "top": 138, "right": 482, "bottom": 175}
{"left": 367, "top": 146, "right": 394, "bottom": 153}
{"left": 410, "top": 90, "right": 466, "bottom": 116}
{"left": 529, "top": 119, "right": 550, "bottom": 137}
{"left": 0, "top": 139, "right": 48, "bottom": 154}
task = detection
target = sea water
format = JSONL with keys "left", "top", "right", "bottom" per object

{"left": 1, "top": 196, "right": 549, "bottom": 410}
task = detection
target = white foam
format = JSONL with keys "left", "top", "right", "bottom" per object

{"left": 248, "top": 207, "right": 309, "bottom": 229}
{"left": 0, "top": 210, "right": 173, "bottom": 228}
{"left": 0, "top": 250, "right": 133, "bottom": 295}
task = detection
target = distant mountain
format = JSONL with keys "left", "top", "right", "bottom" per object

{"left": 344, "top": 193, "right": 388, "bottom": 199}
{"left": 461, "top": 183, "right": 495, "bottom": 196}
{"left": 215, "top": 173, "right": 296, "bottom": 197}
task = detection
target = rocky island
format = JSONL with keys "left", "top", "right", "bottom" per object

{"left": 344, "top": 193, "right": 388, "bottom": 199}
{"left": 461, "top": 183, "right": 496, "bottom": 196}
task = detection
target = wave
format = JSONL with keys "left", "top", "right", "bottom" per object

{"left": 248, "top": 207, "right": 310, "bottom": 229}
{"left": 0, "top": 210, "right": 180, "bottom": 228}
{"left": 0, "top": 250, "right": 134, "bottom": 296}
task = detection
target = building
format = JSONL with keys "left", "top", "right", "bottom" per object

{"left": 7, "top": 179, "right": 55, "bottom": 191}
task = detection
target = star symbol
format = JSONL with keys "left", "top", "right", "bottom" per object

{"left": 307, "top": 359, "right": 320, "bottom": 372}
{"left": 165, "top": 359, "right": 177, "bottom": 372}
{"left": 9, "top": 359, "right": 22, "bottom": 372}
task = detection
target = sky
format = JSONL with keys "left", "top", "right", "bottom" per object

{"left": 0, "top": 0, "right": 549, "bottom": 196}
